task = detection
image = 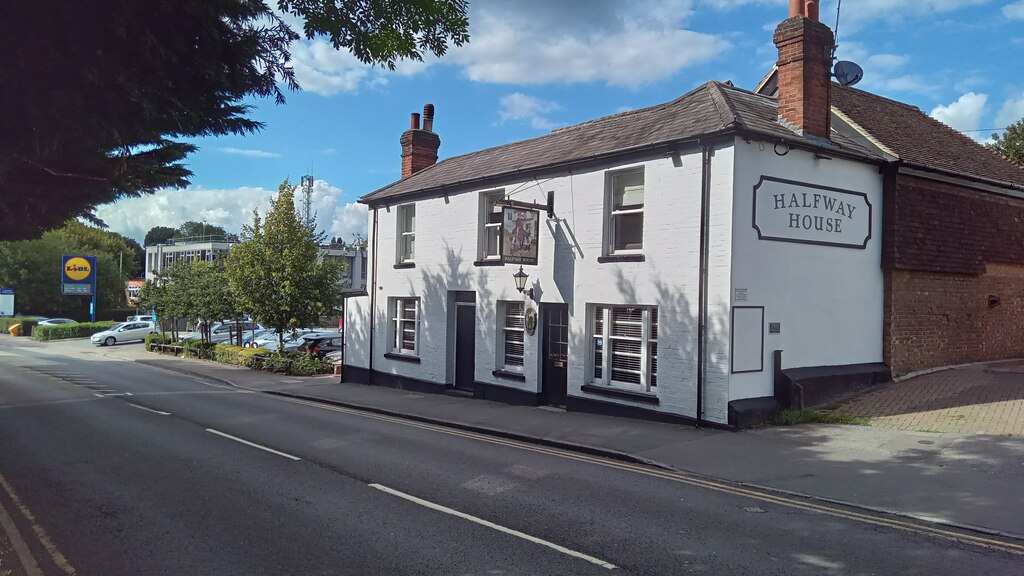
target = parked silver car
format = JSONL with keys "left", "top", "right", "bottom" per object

{"left": 91, "top": 321, "right": 157, "bottom": 346}
{"left": 178, "top": 321, "right": 263, "bottom": 344}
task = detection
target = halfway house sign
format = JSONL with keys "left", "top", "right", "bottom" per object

{"left": 752, "top": 176, "right": 872, "bottom": 249}
{"left": 501, "top": 207, "right": 539, "bottom": 265}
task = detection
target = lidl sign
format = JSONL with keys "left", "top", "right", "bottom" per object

{"left": 62, "top": 255, "right": 97, "bottom": 284}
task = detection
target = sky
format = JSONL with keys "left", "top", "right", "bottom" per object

{"left": 96, "top": 0, "right": 1024, "bottom": 244}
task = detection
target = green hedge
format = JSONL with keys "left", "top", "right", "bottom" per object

{"left": 181, "top": 339, "right": 217, "bottom": 360}
{"left": 145, "top": 333, "right": 175, "bottom": 350}
{"left": 213, "top": 344, "right": 272, "bottom": 368}
{"left": 19, "top": 319, "right": 38, "bottom": 337}
{"left": 252, "top": 351, "right": 330, "bottom": 376}
{"left": 33, "top": 321, "right": 118, "bottom": 341}
{"left": 1, "top": 317, "right": 39, "bottom": 332}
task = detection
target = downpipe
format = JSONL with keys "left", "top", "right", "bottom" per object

{"left": 695, "top": 141, "right": 713, "bottom": 428}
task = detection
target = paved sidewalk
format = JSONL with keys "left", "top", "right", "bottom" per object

{"left": 115, "top": 348, "right": 1024, "bottom": 540}
{"left": 834, "top": 362, "right": 1024, "bottom": 435}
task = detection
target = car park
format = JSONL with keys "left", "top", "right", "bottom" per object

{"left": 296, "top": 333, "right": 344, "bottom": 359}
{"left": 126, "top": 315, "right": 156, "bottom": 322}
{"left": 91, "top": 321, "right": 157, "bottom": 346}
{"left": 178, "top": 321, "right": 263, "bottom": 343}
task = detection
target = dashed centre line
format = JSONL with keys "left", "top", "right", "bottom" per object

{"left": 205, "top": 429, "right": 302, "bottom": 461}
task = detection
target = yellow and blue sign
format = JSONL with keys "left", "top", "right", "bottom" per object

{"left": 63, "top": 256, "right": 95, "bottom": 282}
{"left": 61, "top": 255, "right": 97, "bottom": 321}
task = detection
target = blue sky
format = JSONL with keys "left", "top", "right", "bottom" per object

{"left": 97, "top": 0, "right": 1024, "bottom": 244}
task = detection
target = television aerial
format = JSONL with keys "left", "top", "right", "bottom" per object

{"left": 833, "top": 60, "right": 864, "bottom": 87}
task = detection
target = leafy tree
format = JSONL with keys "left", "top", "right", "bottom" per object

{"left": 988, "top": 118, "right": 1024, "bottom": 166}
{"left": 175, "top": 221, "right": 230, "bottom": 241}
{"left": 0, "top": 224, "right": 129, "bottom": 317}
{"left": 144, "top": 226, "right": 177, "bottom": 247}
{"left": 226, "top": 180, "right": 344, "bottom": 350}
{"left": 1, "top": 0, "right": 469, "bottom": 241}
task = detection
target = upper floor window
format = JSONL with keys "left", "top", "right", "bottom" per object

{"left": 397, "top": 204, "right": 415, "bottom": 263}
{"left": 480, "top": 191, "right": 504, "bottom": 261}
{"left": 606, "top": 169, "right": 645, "bottom": 254}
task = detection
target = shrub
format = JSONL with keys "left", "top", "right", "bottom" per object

{"left": 213, "top": 344, "right": 271, "bottom": 368}
{"left": 181, "top": 339, "right": 217, "bottom": 360}
{"left": 288, "top": 353, "right": 330, "bottom": 376}
{"left": 19, "top": 319, "right": 38, "bottom": 337}
{"left": 33, "top": 321, "right": 118, "bottom": 341}
{"left": 1, "top": 317, "right": 39, "bottom": 332}
{"left": 145, "top": 333, "right": 176, "bottom": 351}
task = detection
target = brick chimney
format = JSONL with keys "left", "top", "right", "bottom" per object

{"left": 400, "top": 104, "right": 440, "bottom": 178}
{"left": 773, "top": 0, "right": 834, "bottom": 139}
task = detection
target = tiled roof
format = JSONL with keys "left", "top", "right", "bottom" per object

{"left": 831, "top": 85, "right": 1024, "bottom": 187}
{"left": 360, "top": 81, "right": 878, "bottom": 204}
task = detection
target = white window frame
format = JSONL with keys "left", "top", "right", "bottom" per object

{"left": 590, "top": 305, "right": 658, "bottom": 392}
{"left": 605, "top": 168, "right": 645, "bottom": 255}
{"left": 397, "top": 204, "right": 416, "bottom": 263}
{"left": 479, "top": 190, "right": 505, "bottom": 261}
{"left": 498, "top": 300, "right": 525, "bottom": 371}
{"left": 389, "top": 297, "right": 420, "bottom": 356}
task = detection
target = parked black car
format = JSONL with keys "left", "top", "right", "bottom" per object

{"left": 296, "top": 333, "right": 344, "bottom": 359}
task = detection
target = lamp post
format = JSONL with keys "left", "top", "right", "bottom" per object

{"left": 513, "top": 266, "right": 534, "bottom": 300}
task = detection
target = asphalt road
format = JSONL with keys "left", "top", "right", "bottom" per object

{"left": 0, "top": 337, "right": 1020, "bottom": 575}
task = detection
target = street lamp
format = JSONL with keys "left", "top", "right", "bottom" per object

{"left": 513, "top": 266, "right": 534, "bottom": 300}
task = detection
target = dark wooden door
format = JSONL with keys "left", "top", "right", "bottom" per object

{"left": 540, "top": 304, "right": 569, "bottom": 406}
{"left": 455, "top": 303, "right": 476, "bottom": 391}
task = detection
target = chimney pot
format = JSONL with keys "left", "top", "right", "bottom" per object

{"left": 410, "top": 112, "right": 421, "bottom": 130}
{"left": 422, "top": 104, "right": 435, "bottom": 132}
{"left": 789, "top": 0, "right": 819, "bottom": 21}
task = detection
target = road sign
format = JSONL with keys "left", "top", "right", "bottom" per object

{"left": 0, "top": 288, "right": 13, "bottom": 317}
{"left": 62, "top": 254, "right": 98, "bottom": 322}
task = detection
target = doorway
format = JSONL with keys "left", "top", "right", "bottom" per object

{"left": 454, "top": 294, "right": 476, "bottom": 392}
{"left": 540, "top": 303, "right": 569, "bottom": 406}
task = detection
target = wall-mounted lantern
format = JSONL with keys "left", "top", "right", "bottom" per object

{"left": 513, "top": 266, "right": 535, "bottom": 301}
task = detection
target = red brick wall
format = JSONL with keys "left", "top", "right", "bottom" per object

{"left": 885, "top": 175, "right": 1024, "bottom": 374}
{"left": 773, "top": 17, "right": 833, "bottom": 138}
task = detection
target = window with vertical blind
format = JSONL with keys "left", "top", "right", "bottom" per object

{"left": 397, "top": 204, "right": 415, "bottom": 263}
{"left": 390, "top": 297, "right": 419, "bottom": 355}
{"left": 591, "top": 305, "right": 658, "bottom": 391}
{"left": 500, "top": 301, "right": 525, "bottom": 370}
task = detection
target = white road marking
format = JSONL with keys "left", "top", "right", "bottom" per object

{"left": 127, "top": 403, "right": 171, "bottom": 416}
{"left": 0, "top": 473, "right": 76, "bottom": 574}
{"left": 93, "top": 393, "right": 104, "bottom": 398}
{"left": 0, "top": 487, "right": 44, "bottom": 576}
{"left": 369, "top": 483, "right": 617, "bottom": 570}
{"left": 205, "top": 429, "right": 301, "bottom": 461}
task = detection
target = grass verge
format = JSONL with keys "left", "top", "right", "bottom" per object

{"left": 773, "top": 409, "right": 870, "bottom": 426}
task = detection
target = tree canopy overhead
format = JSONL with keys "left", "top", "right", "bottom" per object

{"left": 988, "top": 118, "right": 1024, "bottom": 167}
{"left": 1, "top": 0, "right": 470, "bottom": 241}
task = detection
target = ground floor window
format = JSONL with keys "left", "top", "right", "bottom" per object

{"left": 390, "top": 297, "right": 419, "bottom": 355}
{"left": 499, "top": 301, "right": 525, "bottom": 370}
{"left": 591, "top": 305, "right": 658, "bottom": 391}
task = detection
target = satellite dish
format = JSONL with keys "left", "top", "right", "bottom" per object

{"left": 833, "top": 61, "right": 864, "bottom": 87}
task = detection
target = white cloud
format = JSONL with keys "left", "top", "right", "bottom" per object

{"left": 497, "top": 93, "right": 562, "bottom": 130}
{"left": 1004, "top": 1, "right": 1024, "bottom": 19}
{"left": 995, "top": 92, "right": 1024, "bottom": 128}
{"left": 930, "top": 92, "right": 989, "bottom": 137}
{"left": 95, "top": 180, "right": 367, "bottom": 244}
{"left": 448, "top": 0, "right": 728, "bottom": 87}
{"left": 219, "top": 147, "right": 282, "bottom": 159}
{"left": 289, "top": 40, "right": 374, "bottom": 96}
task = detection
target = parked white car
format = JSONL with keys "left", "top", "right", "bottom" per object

{"left": 91, "top": 321, "right": 157, "bottom": 346}
{"left": 37, "top": 318, "right": 78, "bottom": 326}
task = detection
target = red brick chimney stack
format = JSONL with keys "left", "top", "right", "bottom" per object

{"left": 400, "top": 104, "right": 440, "bottom": 179}
{"left": 774, "top": 0, "right": 834, "bottom": 139}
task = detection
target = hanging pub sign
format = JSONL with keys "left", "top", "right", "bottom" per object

{"left": 501, "top": 207, "right": 539, "bottom": 265}
{"left": 752, "top": 176, "right": 871, "bottom": 249}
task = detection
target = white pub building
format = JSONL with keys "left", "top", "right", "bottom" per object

{"left": 343, "top": 2, "right": 1024, "bottom": 426}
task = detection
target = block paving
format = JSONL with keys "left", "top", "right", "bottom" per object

{"left": 835, "top": 361, "right": 1024, "bottom": 436}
